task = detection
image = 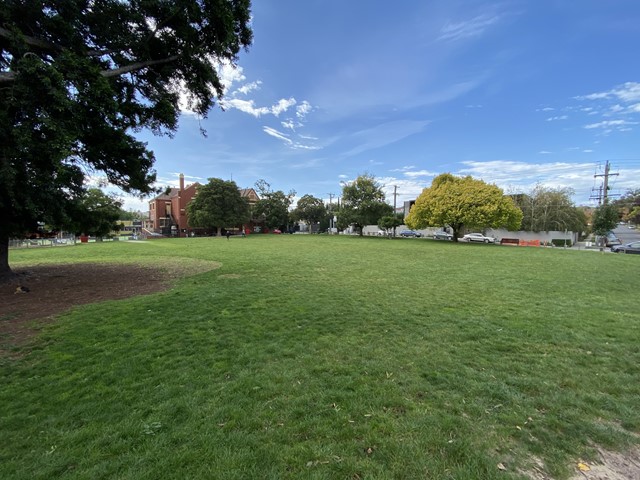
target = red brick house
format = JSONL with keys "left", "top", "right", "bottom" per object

{"left": 148, "top": 175, "right": 260, "bottom": 237}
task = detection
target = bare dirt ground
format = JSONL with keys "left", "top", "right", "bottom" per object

{"left": 0, "top": 263, "right": 172, "bottom": 351}
{"left": 1, "top": 262, "right": 638, "bottom": 480}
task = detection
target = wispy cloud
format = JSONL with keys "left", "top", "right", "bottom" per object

{"left": 538, "top": 150, "right": 552, "bottom": 155}
{"left": 438, "top": 13, "right": 502, "bottom": 42}
{"left": 262, "top": 126, "right": 320, "bottom": 151}
{"left": 235, "top": 80, "right": 262, "bottom": 95}
{"left": 271, "top": 98, "right": 297, "bottom": 116}
{"left": 342, "top": 120, "right": 431, "bottom": 157}
{"left": 584, "top": 119, "right": 637, "bottom": 129}
{"left": 577, "top": 82, "right": 640, "bottom": 103}
{"left": 404, "top": 169, "right": 439, "bottom": 178}
{"left": 546, "top": 115, "right": 568, "bottom": 122}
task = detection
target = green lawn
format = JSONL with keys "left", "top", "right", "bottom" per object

{"left": 1, "top": 236, "right": 638, "bottom": 479}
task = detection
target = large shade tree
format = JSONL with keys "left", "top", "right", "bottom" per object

{"left": 292, "top": 194, "right": 326, "bottom": 233}
{"left": 186, "top": 178, "right": 249, "bottom": 236}
{"left": 406, "top": 173, "right": 522, "bottom": 241}
{"left": 252, "top": 180, "right": 295, "bottom": 231}
{"left": 337, "top": 174, "right": 392, "bottom": 235}
{"left": 0, "top": 0, "right": 252, "bottom": 278}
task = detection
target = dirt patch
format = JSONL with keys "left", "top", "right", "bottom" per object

{"left": 568, "top": 446, "right": 640, "bottom": 480}
{"left": 0, "top": 261, "right": 219, "bottom": 354}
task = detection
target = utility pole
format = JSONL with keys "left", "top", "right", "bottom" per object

{"left": 593, "top": 160, "right": 619, "bottom": 205}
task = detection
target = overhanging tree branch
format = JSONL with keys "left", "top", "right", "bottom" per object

{"left": 0, "top": 55, "right": 182, "bottom": 84}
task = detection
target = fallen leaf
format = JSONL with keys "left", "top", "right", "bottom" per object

{"left": 577, "top": 462, "right": 591, "bottom": 472}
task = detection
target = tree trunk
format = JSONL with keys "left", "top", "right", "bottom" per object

{"left": 0, "top": 235, "right": 13, "bottom": 280}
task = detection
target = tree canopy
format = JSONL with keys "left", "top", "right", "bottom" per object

{"left": 511, "top": 185, "right": 587, "bottom": 232}
{"left": 0, "top": 0, "right": 253, "bottom": 276}
{"left": 186, "top": 178, "right": 249, "bottom": 236}
{"left": 406, "top": 173, "right": 522, "bottom": 241}
{"left": 70, "top": 188, "right": 123, "bottom": 238}
{"left": 591, "top": 204, "right": 619, "bottom": 237}
{"left": 612, "top": 188, "right": 640, "bottom": 225}
{"left": 253, "top": 180, "right": 295, "bottom": 231}
{"left": 292, "top": 195, "right": 327, "bottom": 233}
{"left": 378, "top": 213, "right": 404, "bottom": 237}
{"left": 337, "top": 174, "right": 392, "bottom": 235}
{"left": 511, "top": 185, "right": 586, "bottom": 233}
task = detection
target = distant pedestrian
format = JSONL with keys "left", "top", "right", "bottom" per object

{"left": 226, "top": 231, "right": 230, "bottom": 240}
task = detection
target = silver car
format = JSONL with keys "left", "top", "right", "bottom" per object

{"left": 462, "top": 233, "right": 496, "bottom": 243}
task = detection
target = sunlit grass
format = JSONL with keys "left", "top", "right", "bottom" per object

{"left": 1, "top": 236, "right": 638, "bottom": 479}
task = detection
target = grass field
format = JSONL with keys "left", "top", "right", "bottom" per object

{"left": 1, "top": 235, "right": 639, "bottom": 479}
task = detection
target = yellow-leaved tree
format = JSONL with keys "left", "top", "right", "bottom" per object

{"left": 406, "top": 173, "right": 523, "bottom": 242}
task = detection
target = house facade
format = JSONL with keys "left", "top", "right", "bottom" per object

{"left": 148, "top": 175, "right": 260, "bottom": 237}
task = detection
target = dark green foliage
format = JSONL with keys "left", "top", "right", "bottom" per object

{"left": 292, "top": 194, "right": 327, "bottom": 232}
{"left": 70, "top": 188, "right": 123, "bottom": 237}
{"left": 0, "top": 0, "right": 253, "bottom": 274}
{"left": 612, "top": 188, "right": 640, "bottom": 224}
{"left": 592, "top": 204, "right": 619, "bottom": 236}
{"left": 550, "top": 238, "right": 573, "bottom": 247}
{"left": 252, "top": 180, "right": 295, "bottom": 230}
{"left": 338, "top": 174, "right": 392, "bottom": 235}
{"left": 378, "top": 213, "right": 404, "bottom": 233}
{"left": 186, "top": 178, "right": 249, "bottom": 234}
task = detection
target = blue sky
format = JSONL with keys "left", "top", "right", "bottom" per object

{"left": 117, "top": 0, "right": 640, "bottom": 211}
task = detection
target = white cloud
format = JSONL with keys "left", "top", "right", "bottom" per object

{"left": 296, "top": 101, "right": 313, "bottom": 119}
{"left": 404, "top": 169, "right": 439, "bottom": 178}
{"left": 263, "top": 126, "right": 293, "bottom": 145}
{"left": 537, "top": 107, "right": 555, "bottom": 112}
{"left": 546, "top": 115, "right": 568, "bottom": 121}
{"left": 217, "top": 62, "right": 246, "bottom": 90}
{"left": 221, "top": 98, "right": 270, "bottom": 117}
{"left": 438, "top": 13, "right": 501, "bottom": 42}
{"left": 262, "top": 126, "right": 320, "bottom": 151}
{"left": 538, "top": 150, "right": 552, "bottom": 154}
{"left": 390, "top": 165, "right": 416, "bottom": 172}
{"left": 235, "top": 80, "right": 262, "bottom": 95}
{"left": 342, "top": 120, "right": 431, "bottom": 157}
{"left": 271, "top": 97, "right": 297, "bottom": 116}
{"left": 582, "top": 149, "right": 594, "bottom": 153}
{"left": 577, "top": 82, "right": 640, "bottom": 103}
{"left": 458, "top": 160, "right": 596, "bottom": 192}
{"left": 281, "top": 120, "right": 297, "bottom": 130}
{"left": 584, "top": 119, "right": 637, "bottom": 129}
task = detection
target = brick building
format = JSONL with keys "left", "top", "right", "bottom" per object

{"left": 148, "top": 174, "right": 260, "bottom": 237}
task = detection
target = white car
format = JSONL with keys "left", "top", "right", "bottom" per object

{"left": 462, "top": 232, "right": 496, "bottom": 243}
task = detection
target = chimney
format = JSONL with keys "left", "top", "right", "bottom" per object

{"left": 179, "top": 173, "right": 185, "bottom": 192}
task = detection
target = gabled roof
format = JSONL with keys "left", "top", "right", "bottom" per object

{"left": 239, "top": 188, "right": 259, "bottom": 200}
{"left": 152, "top": 188, "right": 179, "bottom": 201}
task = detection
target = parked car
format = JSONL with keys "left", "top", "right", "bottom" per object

{"left": 399, "top": 230, "right": 422, "bottom": 237}
{"left": 611, "top": 241, "right": 640, "bottom": 254}
{"left": 606, "top": 232, "right": 621, "bottom": 246}
{"left": 462, "top": 232, "right": 496, "bottom": 243}
{"left": 433, "top": 231, "right": 453, "bottom": 240}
